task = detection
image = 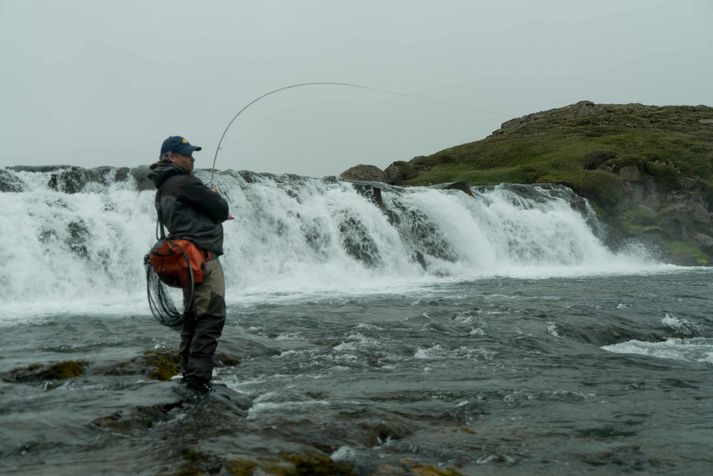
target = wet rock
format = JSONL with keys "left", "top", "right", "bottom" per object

{"left": 430, "top": 182, "right": 473, "bottom": 197}
{"left": 694, "top": 232, "right": 713, "bottom": 254}
{"left": 396, "top": 207, "right": 457, "bottom": 263}
{"left": 143, "top": 350, "right": 181, "bottom": 381}
{"left": 2, "top": 360, "right": 85, "bottom": 382}
{"left": 114, "top": 167, "right": 131, "bottom": 182}
{"left": 9, "top": 165, "right": 76, "bottom": 173}
{"left": 67, "top": 219, "right": 91, "bottom": 258}
{"left": 0, "top": 168, "right": 25, "bottom": 192}
{"left": 339, "top": 164, "right": 386, "bottom": 182}
{"left": 176, "top": 447, "right": 224, "bottom": 475}
{"left": 359, "top": 416, "right": 419, "bottom": 446}
{"left": 223, "top": 454, "right": 355, "bottom": 476}
{"left": 129, "top": 165, "right": 155, "bottom": 191}
{"left": 350, "top": 182, "right": 385, "bottom": 208}
{"left": 301, "top": 217, "right": 332, "bottom": 256}
{"left": 90, "top": 401, "right": 183, "bottom": 431}
{"left": 223, "top": 459, "right": 257, "bottom": 476}
{"left": 104, "top": 349, "right": 241, "bottom": 381}
{"left": 47, "top": 166, "right": 116, "bottom": 193}
{"left": 286, "top": 454, "right": 355, "bottom": 476}
{"left": 213, "top": 353, "right": 241, "bottom": 367}
{"left": 101, "top": 349, "right": 178, "bottom": 380}
{"left": 374, "top": 462, "right": 464, "bottom": 476}
{"left": 338, "top": 214, "right": 381, "bottom": 267}
{"left": 29, "top": 164, "right": 154, "bottom": 192}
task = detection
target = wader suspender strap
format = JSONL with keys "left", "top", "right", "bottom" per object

{"left": 155, "top": 189, "right": 167, "bottom": 241}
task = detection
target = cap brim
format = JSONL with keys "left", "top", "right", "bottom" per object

{"left": 176, "top": 144, "right": 202, "bottom": 155}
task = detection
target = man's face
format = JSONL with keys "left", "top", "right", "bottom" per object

{"left": 170, "top": 152, "right": 195, "bottom": 173}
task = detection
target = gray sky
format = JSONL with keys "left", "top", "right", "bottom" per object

{"left": 2, "top": 0, "right": 712, "bottom": 177}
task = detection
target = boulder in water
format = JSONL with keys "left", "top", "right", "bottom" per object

{"left": 430, "top": 181, "right": 474, "bottom": 197}
{"left": 47, "top": 166, "right": 113, "bottom": 193}
{"left": 338, "top": 213, "right": 381, "bottom": 267}
{"left": 350, "top": 182, "right": 385, "bottom": 208}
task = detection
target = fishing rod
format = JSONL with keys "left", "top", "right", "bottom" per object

{"left": 209, "top": 81, "right": 509, "bottom": 182}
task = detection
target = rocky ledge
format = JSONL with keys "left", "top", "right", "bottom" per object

{"left": 342, "top": 101, "right": 713, "bottom": 265}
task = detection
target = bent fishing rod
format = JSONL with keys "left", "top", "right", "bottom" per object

{"left": 209, "top": 81, "right": 510, "bottom": 182}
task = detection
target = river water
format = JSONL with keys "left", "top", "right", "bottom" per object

{"left": 1, "top": 168, "right": 712, "bottom": 475}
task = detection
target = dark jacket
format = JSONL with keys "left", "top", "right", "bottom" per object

{"left": 148, "top": 161, "right": 230, "bottom": 255}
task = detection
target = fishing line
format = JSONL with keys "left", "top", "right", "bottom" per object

{"left": 210, "top": 81, "right": 509, "bottom": 181}
{"left": 145, "top": 250, "right": 196, "bottom": 328}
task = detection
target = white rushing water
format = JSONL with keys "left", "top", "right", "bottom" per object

{"left": 602, "top": 338, "right": 713, "bottom": 365}
{"left": 0, "top": 167, "right": 674, "bottom": 320}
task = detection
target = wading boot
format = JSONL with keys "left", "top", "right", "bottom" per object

{"left": 184, "top": 377, "right": 214, "bottom": 394}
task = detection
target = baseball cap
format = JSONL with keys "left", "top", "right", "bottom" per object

{"left": 160, "top": 136, "right": 202, "bottom": 157}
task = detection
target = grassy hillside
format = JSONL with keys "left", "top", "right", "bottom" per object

{"left": 407, "top": 102, "right": 713, "bottom": 207}
{"left": 399, "top": 101, "right": 713, "bottom": 263}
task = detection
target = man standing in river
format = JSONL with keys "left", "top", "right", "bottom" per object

{"left": 148, "top": 136, "right": 234, "bottom": 394}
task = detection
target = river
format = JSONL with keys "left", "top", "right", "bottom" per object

{"left": 1, "top": 167, "right": 711, "bottom": 475}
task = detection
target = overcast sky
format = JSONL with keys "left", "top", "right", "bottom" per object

{"left": 2, "top": 0, "right": 712, "bottom": 177}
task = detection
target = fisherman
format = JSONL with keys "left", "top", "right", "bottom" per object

{"left": 148, "top": 136, "right": 234, "bottom": 394}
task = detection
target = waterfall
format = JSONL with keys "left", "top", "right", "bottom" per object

{"left": 0, "top": 166, "right": 662, "bottom": 319}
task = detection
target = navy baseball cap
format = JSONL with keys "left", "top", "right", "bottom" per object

{"left": 160, "top": 136, "right": 202, "bottom": 156}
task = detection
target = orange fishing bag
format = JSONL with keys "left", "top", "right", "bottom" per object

{"left": 148, "top": 239, "right": 206, "bottom": 288}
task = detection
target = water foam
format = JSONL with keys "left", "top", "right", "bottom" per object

{"left": 0, "top": 168, "right": 677, "bottom": 320}
{"left": 602, "top": 338, "right": 713, "bottom": 365}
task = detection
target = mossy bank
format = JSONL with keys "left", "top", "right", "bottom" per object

{"left": 343, "top": 101, "right": 713, "bottom": 265}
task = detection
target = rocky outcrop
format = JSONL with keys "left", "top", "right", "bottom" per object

{"left": 582, "top": 156, "right": 713, "bottom": 264}
{"left": 5, "top": 165, "right": 156, "bottom": 193}
{"left": 384, "top": 161, "right": 417, "bottom": 185}
{"left": 339, "top": 164, "right": 386, "bottom": 182}
{"left": 364, "top": 102, "right": 713, "bottom": 265}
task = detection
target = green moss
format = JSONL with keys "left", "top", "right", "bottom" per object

{"left": 143, "top": 350, "right": 180, "bottom": 381}
{"left": 38, "top": 361, "right": 85, "bottom": 380}
{"left": 661, "top": 241, "right": 710, "bottom": 265}
{"left": 176, "top": 448, "right": 222, "bottom": 476}
{"left": 411, "top": 465, "right": 464, "bottom": 476}
{"left": 618, "top": 208, "right": 661, "bottom": 235}
{"left": 224, "top": 459, "right": 257, "bottom": 476}
{"left": 2, "top": 360, "right": 85, "bottom": 383}
{"left": 286, "top": 454, "right": 354, "bottom": 476}
{"left": 403, "top": 103, "right": 713, "bottom": 213}
{"left": 620, "top": 207, "right": 657, "bottom": 225}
